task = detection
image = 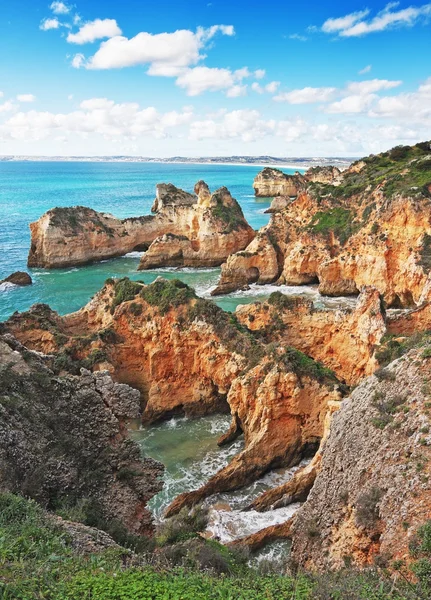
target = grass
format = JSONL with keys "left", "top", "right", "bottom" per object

{"left": 1, "top": 492, "right": 429, "bottom": 600}
{"left": 308, "top": 207, "right": 358, "bottom": 245}
{"left": 376, "top": 332, "right": 431, "bottom": 367}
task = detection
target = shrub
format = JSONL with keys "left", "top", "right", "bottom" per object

{"left": 110, "top": 278, "right": 143, "bottom": 313}
{"left": 140, "top": 279, "right": 196, "bottom": 315}
{"left": 156, "top": 505, "right": 209, "bottom": 546}
{"left": 308, "top": 208, "right": 358, "bottom": 245}
{"left": 355, "top": 487, "right": 382, "bottom": 528}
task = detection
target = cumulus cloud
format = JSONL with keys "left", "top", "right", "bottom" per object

{"left": 254, "top": 69, "right": 266, "bottom": 79}
{"left": 274, "top": 86, "right": 337, "bottom": 104}
{"left": 40, "top": 18, "right": 61, "bottom": 30}
{"left": 370, "top": 77, "right": 431, "bottom": 121}
{"left": 325, "top": 94, "right": 377, "bottom": 114}
{"left": 0, "top": 98, "right": 194, "bottom": 142}
{"left": 17, "top": 94, "right": 36, "bottom": 102}
{"left": 346, "top": 79, "right": 402, "bottom": 94}
{"left": 75, "top": 25, "right": 234, "bottom": 74}
{"left": 71, "top": 53, "right": 85, "bottom": 68}
{"left": 67, "top": 19, "right": 122, "bottom": 44}
{"left": 322, "top": 3, "right": 431, "bottom": 37}
{"left": 50, "top": 1, "right": 70, "bottom": 14}
{"left": 0, "top": 101, "right": 17, "bottom": 113}
{"left": 359, "top": 64, "right": 372, "bottom": 74}
{"left": 252, "top": 81, "right": 280, "bottom": 94}
{"left": 189, "top": 109, "right": 273, "bottom": 142}
{"left": 176, "top": 66, "right": 251, "bottom": 96}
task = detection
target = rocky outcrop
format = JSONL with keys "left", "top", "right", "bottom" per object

{"left": 3, "top": 278, "right": 343, "bottom": 517}
{"left": 290, "top": 346, "right": 431, "bottom": 570}
{"left": 235, "top": 287, "right": 386, "bottom": 385}
{"left": 28, "top": 182, "right": 254, "bottom": 269}
{"left": 0, "top": 333, "right": 163, "bottom": 536}
{"left": 1, "top": 271, "right": 32, "bottom": 286}
{"left": 304, "top": 165, "right": 342, "bottom": 185}
{"left": 253, "top": 168, "right": 305, "bottom": 197}
{"left": 215, "top": 142, "right": 431, "bottom": 307}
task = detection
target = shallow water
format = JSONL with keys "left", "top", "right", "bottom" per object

{"left": 132, "top": 414, "right": 305, "bottom": 543}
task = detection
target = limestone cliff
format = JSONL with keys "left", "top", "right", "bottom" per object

{"left": 215, "top": 142, "right": 431, "bottom": 308}
{"left": 235, "top": 287, "right": 386, "bottom": 385}
{"left": 290, "top": 344, "right": 431, "bottom": 570}
{"left": 0, "top": 334, "right": 163, "bottom": 536}
{"left": 28, "top": 181, "right": 254, "bottom": 269}
{"left": 3, "top": 278, "right": 343, "bottom": 515}
{"left": 253, "top": 168, "right": 305, "bottom": 197}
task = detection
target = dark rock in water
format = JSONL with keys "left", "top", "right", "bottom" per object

{"left": 1, "top": 271, "right": 32, "bottom": 286}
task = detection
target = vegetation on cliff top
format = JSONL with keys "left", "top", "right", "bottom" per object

{"left": 2, "top": 492, "right": 430, "bottom": 600}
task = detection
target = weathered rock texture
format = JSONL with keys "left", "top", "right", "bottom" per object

{"left": 0, "top": 333, "right": 163, "bottom": 536}
{"left": 215, "top": 142, "right": 431, "bottom": 308}
{"left": 290, "top": 346, "right": 431, "bottom": 570}
{"left": 253, "top": 168, "right": 305, "bottom": 197}
{"left": 3, "top": 278, "right": 343, "bottom": 516}
{"left": 235, "top": 287, "right": 386, "bottom": 385}
{"left": 28, "top": 181, "right": 254, "bottom": 269}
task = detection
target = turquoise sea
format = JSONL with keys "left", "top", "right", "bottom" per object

{"left": 0, "top": 161, "right": 303, "bottom": 321}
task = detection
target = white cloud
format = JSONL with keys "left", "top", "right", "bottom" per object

{"left": 40, "top": 17, "right": 61, "bottom": 31}
{"left": 176, "top": 66, "right": 250, "bottom": 96}
{"left": 370, "top": 77, "right": 431, "bottom": 121}
{"left": 289, "top": 33, "right": 308, "bottom": 41}
{"left": 323, "top": 3, "right": 431, "bottom": 37}
{"left": 67, "top": 19, "right": 122, "bottom": 44}
{"left": 359, "top": 64, "right": 372, "bottom": 74}
{"left": 0, "top": 101, "right": 17, "bottom": 113}
{"left": 322, "top": 9, "right": 370, "bottom": 33}
{"left": 17, "top": 94, "right": 36, "bottom": 102}
{"left": 189, "top": 109, "right": 273, "bottom": 142}
{"left": 75, "top": 25, "right": 234, "bottom": 74}
{"left": 346, "top": 78, "right": 402, "bottom": 94}
{"left": 71, "top": 53, "right": 85, "bottom": 68}
{"left": 254, "top": 69, "right": 266, "bottom": 79}
{"left": 0, "top": 91, "right": 3, "bottom": 98}
{"left": 326, "top": 94, "right": 377, "bottom": 114}
{"left": 226, "top": 85, "right": 247, "bottom": 98}
{"left": 252, "top": 81, "right": 280, "bottom": 94}
{"left": 50, "top": 1, "right": 70, "bottom": 14}
{"left": 274, "top": 86, "right": 337, "bottom": 104}
{"left": 1, "top": 98, "right": 194, "bottom": 142}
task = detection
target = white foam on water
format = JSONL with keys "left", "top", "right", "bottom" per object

{"left": 145, "top": 266, "right": 220, "bottom": 274}
{"left": 124, "top": 251, "right": 145, "bottom": 258}
{"left": 207, "top": 503, "right": 301, "bottom": 543}
{"left": 0, "top": 282, "right": 17, "bottom": 291}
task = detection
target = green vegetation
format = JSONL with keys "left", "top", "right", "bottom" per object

{"left": 420, "top": 233, "right": 431, "bottom": 273}
{"left": 2, "top": 492, "right": 430, "bottom": 599}
{"left": 279, "top": 347, "right": 338, "bottom": 387}
{"left": 140, "top": 278, "right": 196, "bottom": 315}
{"left": 268, "top": 291, "right": 310, "bottom": 311}
{"left": 187, "top": 298, "right": 265, "bottom": 368}
{"left": 376, "top": 332, "right": 431, "bottom": 367}
{"left": 212, "top": 196, "right": 246, "bottom": 233}
{"left": 110, "top": 278, "right": 143, "bottom": 313}
{"left": 308, "top": 207, "right": 358, "bottom": 245}
{"left": 355, "top": 487, "right": 382, "bottom": 528}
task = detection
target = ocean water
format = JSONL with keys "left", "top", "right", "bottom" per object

{"left": 0, "top": 160, "right": 298, "bottom": 321}
{"left": 132, "top": 414, "right": 303, "bottom": 544}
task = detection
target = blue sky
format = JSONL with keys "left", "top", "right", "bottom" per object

{"left": 0, "top": 0, "right": 430, "bottom": 156}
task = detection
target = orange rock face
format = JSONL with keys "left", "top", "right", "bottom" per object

{"left": 235, "top": 287, "right": 386, "bottom": 385}
{"left": 215, "top": 152, "right": 431, "bottom": 308}
{"left": 4, "top": 278, "right": 342, "bottom": 518}
{"left": 28, "top": 182, "right": 254, "bottom": 269}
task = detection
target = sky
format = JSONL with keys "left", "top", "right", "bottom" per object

{"left": 0, "top": 0, "right": 430, "bottom": 157}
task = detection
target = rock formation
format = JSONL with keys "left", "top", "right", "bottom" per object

{"left": 0, "top": 271, "right": 32, "bottom": 286}
{"left": 235, "top": 287, "right": 386, "bottom": 385}
{"left": 253, "top": 168, "right": 305, "bottom": 197}
{"left": 290, "top": 345, "right": 431, "bottom": 570}
{"left": 3, "top": 278, "right": 343, "bottom": 516}
{"left": 28, "top": 181, "right": 254, "bottom": 269}
{"left": 214, "top": 142, "right": 431, "bottom": 308}
{"left": 0, "top": 334, "right": 163, "bottom": 536}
